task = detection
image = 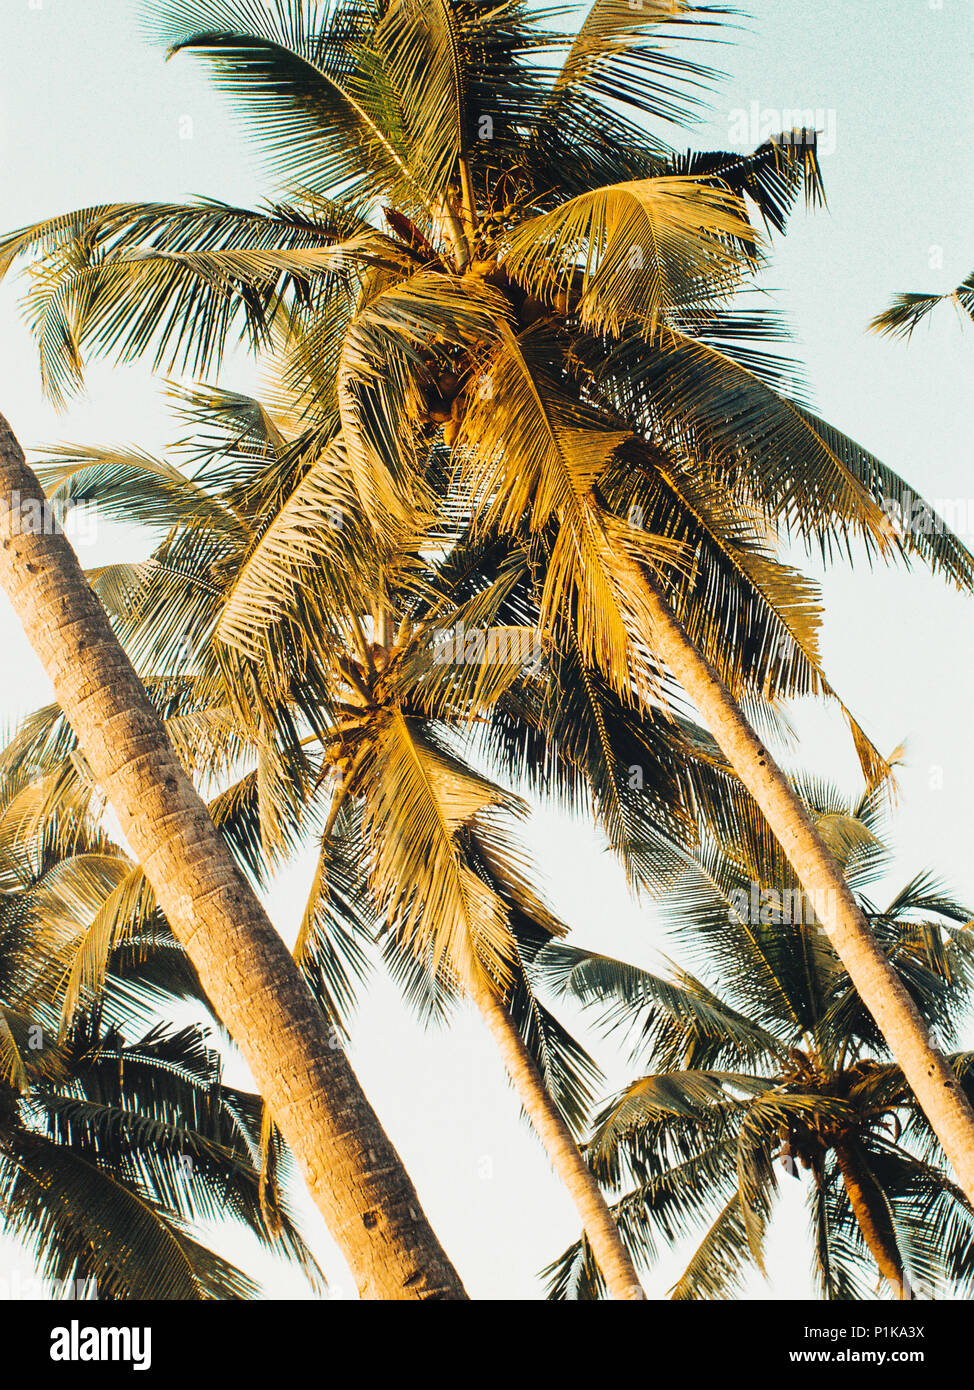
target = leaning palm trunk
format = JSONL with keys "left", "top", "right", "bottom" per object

{"left": 627, "top": 563, "right": 974, "bottom": 1203}
{"left": 0, "top": 414, "right": 465, "bottom": 1301}
{"left": 466, "top": 968, "right": 644, "bottom": 1300}
{"left": 831, "top": 1141, "right": 908, "bottom": 1299}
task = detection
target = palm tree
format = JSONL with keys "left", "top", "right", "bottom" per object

{"left": 4, "top": 0, "right": 974, "bottom": 1215}
{"left": 871, "top": 269, "right": 974, "bottom": 339}
{"left": 0, "top": 415, "right": 467, "bottom": 1299}
{"left": 0, "top": 755, "right": 321, "bottom": 1299}
{"left": 541, "top": 771, "right": 974, "bottom": 1299}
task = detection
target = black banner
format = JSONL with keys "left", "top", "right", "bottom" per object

{"left": 1, "top": 1297, "right": 961, "bottom": 1379}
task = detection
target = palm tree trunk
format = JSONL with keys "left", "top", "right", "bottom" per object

{"left": 625, "top": 563, "right": 974, "bottom": 1204}
{"left": 0, "top": 413, "right": 466, "bottom": 1301}
{"left": 465, "top": 967, "right": 645, "bottom": 1300}
{"left": 832, "top": 1139, "right": 909, "bottom": 1298}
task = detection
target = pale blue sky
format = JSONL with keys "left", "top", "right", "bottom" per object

{"left": 0, "top": 0, "right": 972, "bottom": 1300}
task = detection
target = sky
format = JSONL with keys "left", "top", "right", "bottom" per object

{"left": 0, "top": 0, "right": 973, "bottom": 1300}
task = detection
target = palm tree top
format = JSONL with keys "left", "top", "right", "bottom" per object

{"left": 539, "top": 770, "right": 974, "bottom": 1299}
{"left": 2, "top": 0, "right": 968, "bottom": 611}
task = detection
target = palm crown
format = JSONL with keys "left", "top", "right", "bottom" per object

{"left": 4, "top": 371, "right": 736, "bottom": 1112}
{"left": 541, "top": 772, "right": 974, "bottom": 1299}
{"left": 3, "top": 0, "right": 971, "bottom": 818}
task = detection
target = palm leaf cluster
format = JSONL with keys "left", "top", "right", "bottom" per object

{"left": 541, "top": 773, "right": 974, "bottom": 1299}
{"left": 0, "top": 755, "right": 320, "bottom": 1298}
{"left": 5, "top": 376, "right": 722, "bottom": 1114}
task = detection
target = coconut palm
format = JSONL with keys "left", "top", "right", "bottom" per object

{"left": 4, "top": 0, "right": 974, "bottom": 1192}
{"left": 540, "top": 771, "right": 974, "bottom": 1299}
{"left": 871, "top": 269, "right": 974, "bottom": 339}
{"left": 0, "top": 755, "right": 321, "bottom": 1299}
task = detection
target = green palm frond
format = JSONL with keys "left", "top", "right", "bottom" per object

{"left": 667, "top": 139, "right": 826, "bottom": 231}
{"left": 807, "top": 1172, "right": 875, "bottom": 1301}
{"left": 668, "top": 1192, "right": 755, "bottom": 1300}
{"left": 1, "top": 198, "right": 364, "bottom": 401}
{"left": 149, "top": 0, "right": 438, "bottom": 219}
{"left": 870, "top": 270, "right": 974, "bottom": 340}
{"left": 549, "top": 0, "right": 725, "bottom": 127}
{"left": 374, "top": 0, "right": 468, "bottom": 206}
{"left": 35, "top": 442, "right": 247, "bottom": 536}
{"left": 545, "top": 1137, "right": 741, "bottom": 1299}
{"left": 293, "top": 816, "right": 375, "bottom": 1030}
{"left": 538, "top": 940, "right": 790, "bottom": 1070}
{"left": 0, "top": 1131, "right": 257, "bottom": 1299}
{"left": 597, "top": 324, "right": 974, "bottom": 587}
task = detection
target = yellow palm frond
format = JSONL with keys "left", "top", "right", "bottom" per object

{"left": 502, "top": 177, "right": 758, "bottom": 335}
{"left": 364, "top": 713, "right": 517, "bottom": 987}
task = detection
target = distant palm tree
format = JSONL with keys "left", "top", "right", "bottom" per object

{"left": 0, "top": 755, "right": 320, "bottom": 1299}
{"left": 541, "top": 771, "right": 974, "bottom": 1299}
{"left": 871, "top": 270, "right": 974, "bottom": 339}
{"left": 3, "top": 0, "right": 974, "bottom": 1247}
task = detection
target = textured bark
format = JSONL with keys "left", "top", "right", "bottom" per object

{"left": 627, "top": 566, "right": 974, "bottom": 1204}
{"left": 833, "top": 1140, "right": 908, "bottom": 1298}
{"left": 0, "top": 413, "right": 466, "bottom": 1301}
{"left": 467, "top": 968, "right": 645, "bottom": 1300}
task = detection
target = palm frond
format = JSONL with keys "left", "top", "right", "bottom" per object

{"left": 870, "top": 270, "right": 974, "bottom": 340}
